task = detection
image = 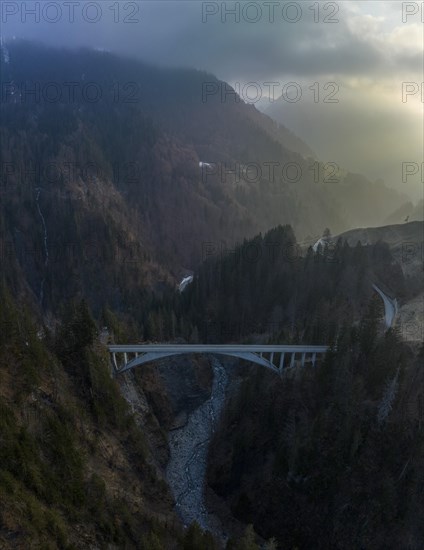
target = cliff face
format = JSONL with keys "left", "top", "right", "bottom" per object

{"left": 0, "top": 290, "right": 181, "bottom": 548}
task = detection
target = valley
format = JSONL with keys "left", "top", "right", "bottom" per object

{"left": 0, "top": 38, "right": 423, "bottom": 550}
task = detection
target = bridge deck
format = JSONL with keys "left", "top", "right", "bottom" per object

{"left": 109, "top": 344, "right": 329, "bottom": 353}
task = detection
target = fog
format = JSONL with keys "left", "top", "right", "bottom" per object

{"left": 2, "top": 0, "right": 423, "bottom": 200}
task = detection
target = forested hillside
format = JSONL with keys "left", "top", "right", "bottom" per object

{"left": 1, "top": 42, "right": 407, "bottom": 316}
{"left": 173, "top": 229, "right": 424, "bottom": 548}
{"left": 174, "top": 225, "right": 406, "bottom": 344}
{"left": 207, "top": 324, "right": 424, "bottom": 549}
{"left": 0, "top": 284, "right": 230, "bottom": 548}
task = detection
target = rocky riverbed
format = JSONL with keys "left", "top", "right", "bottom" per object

{"left": 166, "top": 357, "right": 229, "bottom": 537}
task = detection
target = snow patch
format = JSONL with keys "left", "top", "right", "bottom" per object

{"left": 179, "top": 275, "right": 193, "bottom": 292}
{"left": 312, "top": 237, "right": 328, "bottom": 253}
{"left": 373, "top": 284, "right": 398, "bottom": 329}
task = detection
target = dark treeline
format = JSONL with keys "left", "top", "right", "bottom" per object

{"left": 207, "top": 315, "right": 424, "bottom": 549}
{"left": 144, "top": 224, "right": 405, "bottom": 346}
{"left": 0, "top": 216, "right": 404, "bottom": 346}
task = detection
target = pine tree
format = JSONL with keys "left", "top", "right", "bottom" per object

{"left": 236, "top": 524, "right": 259, "bottom": 550}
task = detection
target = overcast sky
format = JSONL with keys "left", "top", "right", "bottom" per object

{"left": 2, "top": 0, "right": 423, "bottom": 200}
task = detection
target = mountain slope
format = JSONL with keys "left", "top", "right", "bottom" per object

{"left": 0, "top": 289, "right": 182, "bottom": 548}
{"left": 337, "top": 221, "right": 423, "bottom": 283}
{"left": 1, "top": 42, "right": 407, "bottom": 303}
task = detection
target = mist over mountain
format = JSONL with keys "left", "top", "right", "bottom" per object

{"left": 385, "top": 200, "right": 424, "bottom": 225}
{"left": 262, "top": 86, "right": 423, "bottom": 202}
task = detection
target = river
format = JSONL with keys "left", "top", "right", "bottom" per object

{"left": 166, "top": 357, "right": 229, "bottom": 536}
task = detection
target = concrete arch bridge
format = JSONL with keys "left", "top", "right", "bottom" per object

{"left": 109, "top": 344, "right": 329, "bottom": 376}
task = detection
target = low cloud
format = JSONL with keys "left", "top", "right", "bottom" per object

{"left": 3, "top": 0, "right": 422, "bottom": 200}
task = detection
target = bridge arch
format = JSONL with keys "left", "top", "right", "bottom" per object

{"left": 121, "top": 350, "right": 280, "bottom": 374}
